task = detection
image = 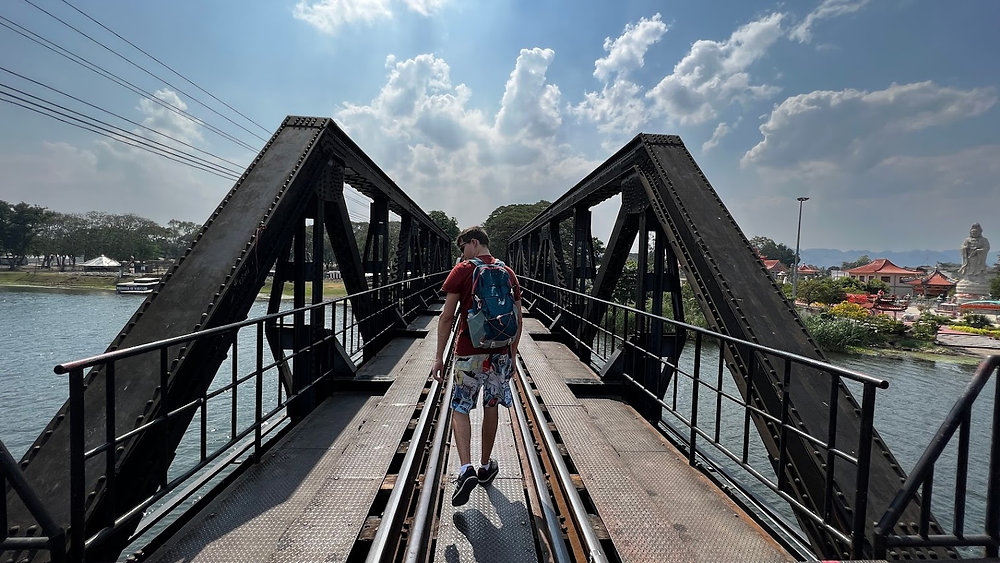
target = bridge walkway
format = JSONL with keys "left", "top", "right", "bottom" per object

{"left": 140, "top": 315, "right": 793, "bottom": 562}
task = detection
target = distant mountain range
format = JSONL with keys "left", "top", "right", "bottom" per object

{"left": 799, "top": 248, "right": 1000, "bottom": 269}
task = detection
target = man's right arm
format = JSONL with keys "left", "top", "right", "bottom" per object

{"left": 432, "top": 292, "right": 460, "bottom": 381}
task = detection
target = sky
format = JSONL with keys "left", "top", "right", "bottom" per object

{"left": 1, "top": 0, "right": 998, "bottom": 254}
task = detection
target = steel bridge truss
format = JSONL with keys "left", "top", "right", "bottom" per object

{"left": 4, "top": 117, "right": 452, "bottom": 562}
{"left": 507, "top": 133, "right": 944, "bottom": 559}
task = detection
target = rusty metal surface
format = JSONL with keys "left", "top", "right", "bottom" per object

{"left": 143, "top": 321, "right": 441, "bottom": 562}
{"left": 143, "top": 395, "right": 380, "bottom": 563}
{"left": 524, "top": 331, "right": 792, "bottom": 562}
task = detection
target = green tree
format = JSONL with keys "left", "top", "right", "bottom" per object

{"left": 0, "top": 201, "right": 49, "bottom": 269}
{"left": 862, "top": 279, "right": 889, "bottom": 294}
{"left": 428, "top": 210, "right": 460, "bottom": 243}
{"left": 482, "top": 201, "right": 552, "bottom": 258}
{"left": 32, "top": 211, "right": 88, "bottom": 270}
{"left": 797, "top": 277, "right": 850, "bottom": 306}
{"left": 164, "top": 220, "right": 201, "bottom": 258}
{"left": 841, "top": 255, "right": 872, "bottom": 270}
{"left": 749, "top": 235, "right": 795, "bottom": 265}
{"left": 991, "top": 275, "right": 1000, "bottom": 299}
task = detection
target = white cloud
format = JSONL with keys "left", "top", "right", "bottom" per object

{"left": 293, "top": 0, "right": 393, "bottom": 33}
{"left": 646, "top": 13, "right": 784, "bottom": 125}
{"left": 496, "top": 48, "right": 562, "bottom": 140}
{"left": 571, "top": 15, "right": 667, "bottom": 139}
{"left": 138, "top": 89, "right": 203, "bottom": 145}
{"left": 334, "top": 51, "right": 596, "bottom": 227}
{"left": 790, "top": 0, "right": 870, "bottom": 44}
{"left": 593, "top": 14, "right": 668, "bottom": 82}
{"left": 741, "top": 81, "right": 997, "bottom": 173}
{"left": 702, "top": 122, "right": 730, "bottom": 152}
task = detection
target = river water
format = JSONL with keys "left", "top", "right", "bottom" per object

{"left": 1, "top": 287, "right": 995, "bottom": 548}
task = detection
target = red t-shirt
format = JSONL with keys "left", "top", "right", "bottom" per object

{"left": 441, "top": 255, "right": 522, "bottom": 356}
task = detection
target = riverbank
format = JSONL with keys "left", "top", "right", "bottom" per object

{"left": 4, "top": 271, "right": 996, "bottom": 364}
{"left": 0, "top": 270, "right": 348, "bottom": 299}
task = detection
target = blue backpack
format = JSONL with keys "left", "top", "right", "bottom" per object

{"left": 466, "top": 257, "right": 518, "bottom": 349}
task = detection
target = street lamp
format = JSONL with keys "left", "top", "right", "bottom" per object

{"left": 791, "top": 196, "right": 809, "bottom": 304}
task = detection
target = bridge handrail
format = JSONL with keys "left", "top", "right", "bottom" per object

{"left": 20, "top": 272, "right": 446, "bottom": 561}
{"left": 519, "top": 275, "right": 888, "bottom": 558}
{"left": 0, "top": 440, "right": 66, "bottom": 562}
{"left": 520, "top": 276, "right": 888, "bottom": 387}
{"left": 53, "top": 272, "right": 446, "bottom": 375}
{"left": 873, "top": 355, "right": 1000, "bottom": 558}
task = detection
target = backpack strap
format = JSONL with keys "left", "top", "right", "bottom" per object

{"left": 468, "top": 257, "right": 486, "bottom": 306}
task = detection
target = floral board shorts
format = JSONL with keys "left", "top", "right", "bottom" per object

{"left": 450, "top": 352, "right": 514, "bottom": 415}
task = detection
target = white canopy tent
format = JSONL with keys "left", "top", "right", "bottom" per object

{"left": 80, "top": 255, "right": 121, "bottom": 271}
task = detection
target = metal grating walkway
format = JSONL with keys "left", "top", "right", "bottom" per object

{"left": 143, "top": 315, "right": 441, "bottom": 563}
{"left": 517, "top": 317, "right": 794, "bottom": 562}
{"left": 141, "top": 315, "right": 795, "bottom": 562}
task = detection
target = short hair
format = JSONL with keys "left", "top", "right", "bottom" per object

{"left": 457, "top": 226, "right": 490, "bottom": 248}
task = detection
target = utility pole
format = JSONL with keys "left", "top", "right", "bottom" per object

{"left": 791, "top": 196, "right": 809, "bottom": 304}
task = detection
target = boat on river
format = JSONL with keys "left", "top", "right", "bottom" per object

{"left": 115, "top": 277, "right": 160, "bottom": 294}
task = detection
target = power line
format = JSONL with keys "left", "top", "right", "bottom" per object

{"left": 0, "top": 15, "right": 259, "bottom": 152}
{"left": 24, "top": 0, "right": 268, "bottom": 143}
{"left": 0, "top": 87, "right": 242, "bottom": 180}
{"left": 0, "top": 65, "right": 247, "bottom": 171}
{"left": 59, "top": 0, "right": 270, "bottom": 136}
{"left": 1, "top": 95, "right": 239, "bottom": 181}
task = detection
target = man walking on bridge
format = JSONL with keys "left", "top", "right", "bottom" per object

{"left": 432, "top": 226, "right": 522, "bottom": 506}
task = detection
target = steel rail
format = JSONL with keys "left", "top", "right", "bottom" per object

{"left": 400, "top": 319, "right": 458, "bottom": 563}
{"left": 509, "top": 362, "right": 573, "bottom": 563}
{"left": 365, "top": 375, "right": 443, "bottom": 562}
{"left": 515, "top": 355, "right": 610, "bottom": 563}
{"left": 403, "top": 375, "right": 454, "bottom": 563}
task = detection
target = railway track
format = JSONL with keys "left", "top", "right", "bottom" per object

{"left": 346, "top": 328, "right": 615, "bottom": 562}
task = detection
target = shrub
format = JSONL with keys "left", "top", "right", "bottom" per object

{"left": 805, "top": 315, "right": 875, "bottom": 352}
{"left": 959, "top": 313, "right": 993, "bottom": 329}
{"left": 946, "top": 325, "right": 1000, "bottom": 338}
{"left": 911, "top": 312, "right": 950, "bottom": 340}
{"left": 829, "top": 301, "right": 871, "bottom": 321}
{"left": 866, "top": 314, "right": 906, "bottom": 336}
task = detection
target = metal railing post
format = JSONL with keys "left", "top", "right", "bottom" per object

{"left": 69, "top": 367, "right": 86, "bottom": 562}
{"left": 851, "top": 383, "right": 878, "bottom": 558}
{"left": 987, "top": 369, "right": 1000, "bottom": 557}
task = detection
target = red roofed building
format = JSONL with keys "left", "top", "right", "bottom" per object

{"left": 796, "top": 264, "right": 821, "bottom": 281}
{"left": 762, "top": 258, "right": 789, "bottom": 280}
{"left": 845, "top": 258, "right": 922, "bottom": 297}
{"left": 907, "top": 269, "right": 956, "bottom": 298}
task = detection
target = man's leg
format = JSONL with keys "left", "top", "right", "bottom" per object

{"left": 452, "top": 411, "right": 472, "bottom": 466}
{"left": 480, "top": 406, "right": 499, "bottom": 464}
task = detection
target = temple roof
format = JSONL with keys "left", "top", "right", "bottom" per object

{"left": 762, "top": 259, "right": 787, "bottom": 273}
{"left": 845, "top": 258, "right": 921, "bottom": 276}
{"left": 797, "top": 265, "right": 821, "bottom": 275}
{"left": 907, "top": 268, "right": 956, "bottom": 287}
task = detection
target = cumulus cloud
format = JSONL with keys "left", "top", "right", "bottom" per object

{"left": 790, "top": 0, "right": 870, "bottom": 44}
{"left": 496, "top": 48, "right": 562, "bottom": 140}
{"left": 138, "top": 89, "right": 203, "bottom": 145}
{"left": 593, "top": 14, "right": 668, "bottom": 83}
{"left": 646, "top": 13, "right": 784, "bottom": 126}
{"left": 334, "top": 51, "right": 595, "bottom": 226}
{"left": 741, "top": 81, "right": 997, "bottom": 172}
{"left": 571, "top": 15, "right": 667, "bottom": 138}
{"left": 701, "top": 122, "right": 730, "bottom": 152}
